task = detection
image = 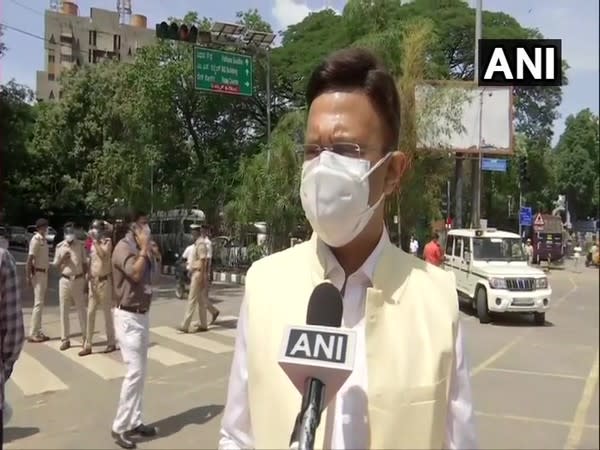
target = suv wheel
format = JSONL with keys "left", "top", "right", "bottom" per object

{"left": 534, "top": 312, "right": 545, "bottom": 326}
{"left": 476, "top": 286, "right": 491, "bottom": 324}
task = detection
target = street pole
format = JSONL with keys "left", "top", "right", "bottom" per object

{"left": 518, "top": 179, "right": 523, "bottom": 238}
{"left": 150, "top": 156, "right": 154, "bottom": 215}
{"left": 266, "top": 48, "right": 272, "bottom": 165}
{"left": 471, "top": 0, "right": 483, "bottom": 228}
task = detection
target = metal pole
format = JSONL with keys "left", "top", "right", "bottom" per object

{"left": 518, "top": 181, "right": 523, "bottom": 238}
{"left": 150, "top": 156, "right": 154, "bottom": 215}
{"left": 477, "top": 89, "right": 484, "bottom": 225}
{"left": 471, "top": 0, "right": 483, "bottom": 228}
{"left": 266, "top": 49, "right": 272, "bottom": 165}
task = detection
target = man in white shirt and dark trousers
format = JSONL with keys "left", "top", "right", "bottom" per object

{"left": 218, "top": 48, "right": 477, "bottom": 449}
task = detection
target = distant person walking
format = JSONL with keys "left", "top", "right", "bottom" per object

{"left": 0, "top": 247, "right": 25, "bottom": 446}
{"left": 525, "top": 238, "right": 534, "bottom": 265}
{"left": 409, "top": 235, "right": 419, "bottom": 256}
{"left": 423, "top": 232, "right": 444, "bottom": 266}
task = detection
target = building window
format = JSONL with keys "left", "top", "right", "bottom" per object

{"left": 60, "top": 54, "right": 73, "bottom": 63}
{"left": 48, "top": 73, "right": 55, "bottom": 81}
{"left": 88, "top": 49, "right": 92, "bottom": 63}
{"left": 60, "top": 35, "right": 73, "bottom": 45}
{"left": 48, "top": 53, "right": 55, "bottom": 64}
{"left": 89, "top": 30, "right": 97, "bottom": 46}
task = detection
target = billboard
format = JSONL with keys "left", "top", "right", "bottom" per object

{"left": 415, "top": 81, "right": 514, "bottom": 155}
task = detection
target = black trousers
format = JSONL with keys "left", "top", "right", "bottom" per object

{"left": 1, "top": 407, "right": 4, "bottom": 450}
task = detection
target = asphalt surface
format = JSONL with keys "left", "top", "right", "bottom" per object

{"left": 3, "top": 248, "right": 599, "bottom": 450}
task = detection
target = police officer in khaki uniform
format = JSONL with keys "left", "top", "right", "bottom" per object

{"left": 26, "top": 218, "right": 51, "bottom": 342}
{"left": 178, "top": 225, "right": 219, "bottom": 333}
{"left": 79, "top": 220, "right": 116, "bottom": 356}
{"left": 53, "top": 222, "right": 88, "bottom": 351}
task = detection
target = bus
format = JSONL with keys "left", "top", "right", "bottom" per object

{"left": 149, "top": 208, "right": 205, "bottom": 264}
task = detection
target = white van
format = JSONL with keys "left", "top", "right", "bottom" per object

{"left": 444, "top": 228, "right": 552, "bottom": 325}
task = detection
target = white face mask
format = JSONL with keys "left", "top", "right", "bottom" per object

{"left": 65, "top": 234, "right": 75, "bottom": 242}
{"left": 300, "top": 150, "right": 391, "bottom": 248}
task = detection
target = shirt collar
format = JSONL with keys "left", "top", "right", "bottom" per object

{"left": 318, "top": 227, "right": 390, "bottom": 285}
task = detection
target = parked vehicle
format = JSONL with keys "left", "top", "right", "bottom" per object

{"left": 149, "top": 208, "right": 205, "bottom": 265}
{"left": 7, "top": 226, "right": 27, "bottom": 247}
{"left": 531, "top": 214, "right": 566, "bottom": 264}
{"left": 444, "top": 227, "right": 552, "bottom": 325}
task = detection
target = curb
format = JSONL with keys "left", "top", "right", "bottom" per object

{"left": 161, "top": 266, "right": 246, "bottom": 285}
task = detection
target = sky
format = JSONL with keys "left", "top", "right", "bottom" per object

{"left": 0, "top": 0, "right": 598, "bottom": 144}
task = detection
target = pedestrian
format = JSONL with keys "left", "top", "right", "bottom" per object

{"left": 53, "top": 222, "right": 88, "bottom": 351}
{"left": 423, "top": 232, "right": 444, "bottom": 266}
{"left": 200, "top": 225, "right": 218, "bottom": 316}
{"left": 178, "top": 224, "right": 219, "bottom": 333}
{"left": 111, "top": 210, "right": 158, "bottom": 449}
{"left": 79, "top": 220, "right": 116, "bottom": 356}
{"left": 219, "top": 47, "right": 476, "bottom": 449}
{"left": 26, "top": 218, "right": 51, "bottom": 343}
{"left": 0, "top": 227, "right": 8, "bottom": 250}
{"left": 409, "top": 234, "right": 419, "bottom": 256}
{"left": 525, "top": 238, "right": 534, "bottom": 265}
{"left": 0, "top": 246, "right": 25, "bottom": 447}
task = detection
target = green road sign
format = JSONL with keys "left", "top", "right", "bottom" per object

{"left": 194, "top": 47, "right": 253, "bottom": 97}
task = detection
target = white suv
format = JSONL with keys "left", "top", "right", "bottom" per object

{"left": 444, "top": 228, "right": 552, "bottom": 325}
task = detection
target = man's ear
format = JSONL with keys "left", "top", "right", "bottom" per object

{"left": 384, "top": 151, "right": 410, "bottom": 195}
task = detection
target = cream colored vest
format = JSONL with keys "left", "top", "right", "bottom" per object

{"left": 245, "top": 235, "right": 458, "bottom": 449}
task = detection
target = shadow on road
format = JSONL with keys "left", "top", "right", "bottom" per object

{"left": 459, "top": 303, "right": 555, "bottom": 327}
{"left": 146, "top": 404, "right": 224, "bottom": 440}
{"left": 3, "top": 426, "right": 40, "bottom": 443}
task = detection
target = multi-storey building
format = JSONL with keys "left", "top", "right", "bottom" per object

{"left": 36, "top": 1, "right": 155, "bottom": 101}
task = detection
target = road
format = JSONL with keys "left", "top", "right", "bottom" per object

{"left": 4, "top": 249, "right": 599, "bottom": 450}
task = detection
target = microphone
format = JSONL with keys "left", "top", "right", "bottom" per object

{"left": 279, "top": 282, "right": 356, "bottom": 450}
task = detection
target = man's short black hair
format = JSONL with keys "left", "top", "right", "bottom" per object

{"left": 35, "top": 218, "right": 49, "bottom": 229}
{"left": 126, "top": 209, "right": 147, "bottom": 223}
{"left": 433, "top": 232, "right": 440, "bottom": 240}
{"left": 306, "top": 47, "right": 401, "bottom": 152}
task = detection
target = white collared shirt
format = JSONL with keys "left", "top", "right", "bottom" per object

{"left": 219, "top": 229, "right": 477, "bottom": 449}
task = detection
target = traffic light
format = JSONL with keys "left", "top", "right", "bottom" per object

{"left": 155, "top": 22, "right": 199, "bottom": 43}
{"left": 441, "top": 191, "right": 449, "bottom": 218}
{"left": 518, "top": 155, "right": 530, "bottom": 187}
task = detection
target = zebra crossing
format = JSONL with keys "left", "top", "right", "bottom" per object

{"left": 7, "top": 315, "right": 239, "bottom": 398}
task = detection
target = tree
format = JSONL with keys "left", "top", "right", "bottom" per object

{"left": 0, "top": 81, "right": 36, "bottom": 222}
{"left": 553, "top": 109, "right": 599, "bottom": 219}
{"left": 0, "top": 26, "right": 6, "bottom": 58}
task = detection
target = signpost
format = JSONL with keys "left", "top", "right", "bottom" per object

{"left": 482, "top": 158, "right": 508, "bottom": 172}
{"left": 519, "top": 207, "right": 533, "bottom": 227}
{"left": 194, "top": 47, "right": 253, "bottom": 96}
{"left": 533, "top": 213, "right": 545, "bottom": 232}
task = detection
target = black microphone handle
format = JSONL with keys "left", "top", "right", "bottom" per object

{"left": 298, "top": 378, "right": 326, "bottom": 450}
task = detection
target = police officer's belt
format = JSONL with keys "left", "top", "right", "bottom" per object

{"left": 117, "top": 304, "right": 148, "bottom": 314}
{"left": 61, "top": 273, "right": 84, "bottom": 280}
{"left": 34, "top": 268, "right": 47, "bottom": 273}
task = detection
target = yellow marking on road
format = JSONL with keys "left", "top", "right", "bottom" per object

{"left": 483, "top": 367, "right": 587, "bottom": 380}
{"left": 476, "top": 411, "right": 599, "bottom": 430}
{"left": 564, "top": 349, "right": 599, "bottom": 449}
{"left": 471, "top": 335, "right": 526, "bottom": 376}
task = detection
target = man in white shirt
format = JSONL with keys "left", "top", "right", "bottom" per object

{"left": 218, "top": 48, "right": 476, "bottom": 449}
{"left": 409, "top": 235, "right": 419, "bottom": 256}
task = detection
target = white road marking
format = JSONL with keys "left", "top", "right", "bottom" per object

{"left": 147, "top": 345, "right": 195, "bottom": 366}
{"left": 211, "top": 315, "right": 238, "bottom": 338}
{"left": 564, "top": 350, "right": 599, "bottom": 449}
{"left": 94, "top": 334, "right": 195, "bottom": 367}
{"left": 44, "top": 340, "right": 126, "bottom": 380}
{"left": 151, "top": 326, "right": 233, "bottom": 354}
{"left": 9, "top": 351, "right": 68, "bottom": 396}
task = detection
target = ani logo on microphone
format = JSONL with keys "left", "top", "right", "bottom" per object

{"left": 285, "top": 329, "right": 348, "bottom": 363}
{"left": 478, "top": 39, "right": 562, "bottom": 87}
